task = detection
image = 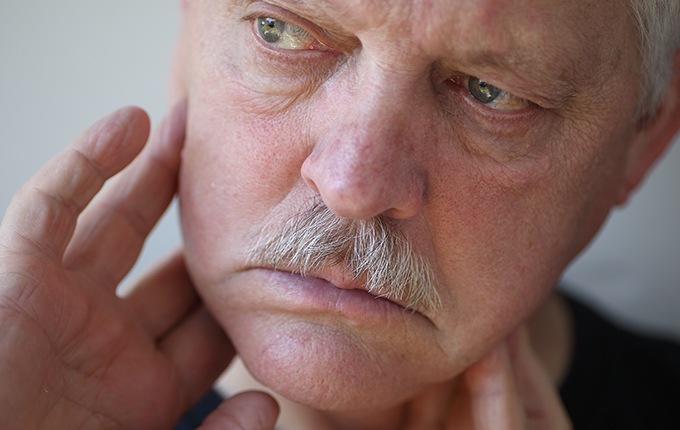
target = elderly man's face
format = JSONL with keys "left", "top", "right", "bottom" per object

{"left": 177, "top": 0, "right": 646, "bottom": 410}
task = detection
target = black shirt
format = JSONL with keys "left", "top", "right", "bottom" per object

{"left": 559, "top": 294, "right": 680, "bottom": 429}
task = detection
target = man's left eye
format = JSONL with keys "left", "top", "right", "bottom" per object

{"left": 256, "top": 17, "right": 317, "bottom": 50}
{"left": 466, "top": 77, "right": 529, "bottom": 111}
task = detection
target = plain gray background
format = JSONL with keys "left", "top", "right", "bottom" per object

{"left": 1, "top": 1, "right": 679, "bottom": 339}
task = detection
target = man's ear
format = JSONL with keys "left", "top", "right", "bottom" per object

{"left": 617, "top": 49, "right": 680, "bottom": 205}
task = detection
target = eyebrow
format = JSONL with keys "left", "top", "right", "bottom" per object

{"left": 245, "top": 0, "right": 594, "bottom": 108}
{"left": 246, "top": 0, "right": 362, "bottom": 48}
{"left": 448, "top": 47, "right": 584, "bottom": 108}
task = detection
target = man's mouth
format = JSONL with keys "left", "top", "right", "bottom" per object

{"left": 254, "top": 264, "right": 419, "bottom": 313}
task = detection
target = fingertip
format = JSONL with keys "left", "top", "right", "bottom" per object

{"left": 117, "top": 104, "right": 151, "bottom": 122}
{"left": 76, "top": 106, "right": 152, "bottom": 176}
{"left": 463, "top": 340, "right": 530, "bottom": 430}
{"left": 146, "top": 98, "right": 188, "bottom": 170}
{"left": 464, "top": 340, "right": 510, "bottom": 388}
{"left": 103, "top": 105, "right": 151, "bottom": 139}
{"left": 505, "top": 325, "right": 531, "bottom": 363}
{"left": 112, "top": 105, "right": 152, "bottom": 151}
{"left": 162, "top": 98, "right": 188, "bottom": 150}
{"left": 200, "top": 391, "right": 280, "bottom": 430}
{"left": 242, "top": 391, "right": 281, "bottom": 422}
{"left": 171, "top": 97, "right": 189, "bottom": 121}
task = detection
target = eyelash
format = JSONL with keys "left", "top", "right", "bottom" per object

{"left": 446, "top": 75, "right": 530, "bottom": 112}
{"left": 242, "top": 7, "right": 335, "bottom": 55}
{"left": 430, "top": 78, "right": 546, "bottom": 144}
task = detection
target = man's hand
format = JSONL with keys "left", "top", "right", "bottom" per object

{"left": 400, "top": 325, "right": 571, "bottom": 429}
{"left": 458, "top": 327, "right": 571, "bottom": 429}
{"left": 429, "top": 327, "right": 572, "bottom": 430}
{"left": 0, "top": 104, "right": 278, "bottom": 430}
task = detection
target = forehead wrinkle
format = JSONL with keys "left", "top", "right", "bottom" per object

{"left": 283, "top": 0, "right": 584, "bottom": 75}
{"left": 318, "top": 0, "right": 417, "bottom": 36}
{"left": 418, "top": 0, "right": 570, "bottom": 66}
{"left": 418, "top": 0, "right": 635, "bottom": 100}
{"left": 238, "top": 0, "right": 637, "bottom": 104}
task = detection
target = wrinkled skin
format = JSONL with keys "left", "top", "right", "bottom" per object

{"left": 0, "top": 0, "right": 678, "bottom": 428}
{"left": 175, "top": 0, "right": 679, "bottom": 428}
{"left": 0, "top": 105, "right": 279, "bottom": 429}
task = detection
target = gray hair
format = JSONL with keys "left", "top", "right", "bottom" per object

{"left": 246, "top": 201, "right": 442, "bottom": 314}
{"left": 628, "top": 0, "right": 680, "bottom": 118}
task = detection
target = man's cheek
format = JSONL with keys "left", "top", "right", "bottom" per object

{"left": 229, "top": 86, "right": 312, "bottom": 117}
{"left": 217, "top": 45, "right": 327, "bottom": 112}
{"left": 187, "top": 93, "right": 309, "bottom": 199}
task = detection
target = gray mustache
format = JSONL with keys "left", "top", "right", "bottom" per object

{"left": 246, "top": 201, "right": 441, "bottom": 313}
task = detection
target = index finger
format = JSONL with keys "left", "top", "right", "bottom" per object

{"left": 0, "top": 107, "right": 151, "bottom": 260}
{"left": 462, "top": 328, "right": 571, "bottom": 430}
{"left": 63, "top": 100, "right": 187, "bottom": 285}
{"left": 463, "top": 339, "right": 526, "bottom": 430}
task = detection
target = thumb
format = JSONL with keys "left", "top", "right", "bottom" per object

{"left": 199, "top": 391, "right": 280, "bottom": 430}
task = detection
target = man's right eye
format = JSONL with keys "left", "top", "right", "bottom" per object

{"left": 255, "top": 17, "right": 318, "bottom": 51}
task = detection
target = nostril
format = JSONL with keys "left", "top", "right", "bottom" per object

{"left": 300, "top": 133, "right": 426, "bottom": 221}
{"left": 300, "top": 157, "right": 321, "bottom": 194}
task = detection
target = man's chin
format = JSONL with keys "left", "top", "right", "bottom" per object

{"left": 227, "top": 318, "right": 435, "bottom": 412}
{"left": 203, "top": 270, "right": 460, "bottom": 411}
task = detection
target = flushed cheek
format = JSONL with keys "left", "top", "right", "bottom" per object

{"left": 188, "top": 87, "right": 310, "bottom": 196}
{"left": 425, "top": 159, "right": 577, "bottom": 345}
{"left": 428, "top": 125, "right": 630, "bottom": 350}
{"left": 179, "top": 95, "right": 311, "bottom": 285}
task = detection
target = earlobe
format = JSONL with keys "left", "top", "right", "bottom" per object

{"left": 616, "top": 50, "right": 680, "bottom": 205}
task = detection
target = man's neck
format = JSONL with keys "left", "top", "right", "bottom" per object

{"left": 215, "top": 292, "right": 574, "bottom": 430}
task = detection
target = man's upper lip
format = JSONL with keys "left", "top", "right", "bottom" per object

{"left": 267, "top": 265, "right": 362, "bottom": 290}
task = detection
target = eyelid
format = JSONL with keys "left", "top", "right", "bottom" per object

{"left": 448, "top": 75, "right": 533, "bottom": 113}
{"left": 468, "top": 77, "right": 529, "bottom": 110}
{"left": 243, "top": 2, "right": 336, "bottom": 51}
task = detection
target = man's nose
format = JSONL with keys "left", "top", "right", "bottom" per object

{"left": 301, "top": 78, "right": 430, "bottom": 220}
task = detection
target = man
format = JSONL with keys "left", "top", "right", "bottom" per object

{"left": 1, "top": 0, "right": 679, "bottom": 429}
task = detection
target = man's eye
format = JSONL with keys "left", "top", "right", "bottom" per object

{"left": 466, "top": 77, "right": 529, "bottom": 111}
{"left": 256, "top": 17, "right": 317, "bottom": 50}
{"left": 468, "top": 78, "right": 501, "bottom": 103}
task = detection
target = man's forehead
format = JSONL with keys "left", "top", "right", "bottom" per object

{"left": 230, "top": 0, "right": 628, "bottom": 60}
{"left": 233, "top": 0, "right": 621, "bottom": 34}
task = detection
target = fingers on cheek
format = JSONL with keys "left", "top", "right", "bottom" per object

{"left": 62, "top": 102, "right": 188, "bottom": 281}
{"left": 146, "top": 99, "right": 187, "bottom": 173}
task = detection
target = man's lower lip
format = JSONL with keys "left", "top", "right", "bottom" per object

{"left": 251, "top": 268, "right": 415, "bottom": 323}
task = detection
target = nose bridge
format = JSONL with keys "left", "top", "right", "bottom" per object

{"left": 346, "top": 58, "right": 424, "bottom": 144}
{"left": 301, "top": 59, "right": 430, "bottom": 220}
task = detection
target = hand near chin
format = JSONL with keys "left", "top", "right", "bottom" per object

{"left": 0, "top": 104, "right": 278, "bottom": 430}
{"left": 442, "top": 327, "right": 572, "bottom": 430}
